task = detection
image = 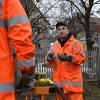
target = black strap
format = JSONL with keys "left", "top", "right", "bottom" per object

{"left": 53, "top": 84, "right": 66, "bottom": 100}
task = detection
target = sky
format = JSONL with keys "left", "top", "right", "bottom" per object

{"left": 40, "top": 0, "right": 100, "bottom": 20}
{"left": 35, "top": 0, "right": 100, "bottom": 28}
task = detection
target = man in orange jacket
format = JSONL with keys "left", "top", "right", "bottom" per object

{"left": 0, "top": 0, "right": 35, "bottom": 99}
{"left": 46, "top": 22, "right": 86, "bottom": 100}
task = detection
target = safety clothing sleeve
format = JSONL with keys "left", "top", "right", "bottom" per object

{"left": 7, "top": 0, "right": 35, "bottom": 71}
{"left": 72, "top": 40, "right": 85, "bottom": 65}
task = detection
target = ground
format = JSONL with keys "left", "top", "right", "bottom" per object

{"left": 83, "top": 80, "right": 100, "bottom": 100}
{"left": 16, "top": 80, "right": 100, "bottom": 100}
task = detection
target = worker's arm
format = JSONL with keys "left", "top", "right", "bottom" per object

{"left": 72, "top": 41, "right": 86, "bottom": 64}
{"left": 58, "top": 40, "right": 86, "bottom": 65}
{"left": 7, "top": 0, "right": 35, "bottom": 72}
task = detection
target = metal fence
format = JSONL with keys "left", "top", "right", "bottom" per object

{"left": 35, "top": 46, "right": 100, "bottom": 81}
{"left": 35, "top": 47, "right": 53, "bottom": 79}
{"left": 82, "top": 48, "right": 100, "bottom": 80}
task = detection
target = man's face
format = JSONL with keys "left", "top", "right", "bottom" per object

{"left": 56, "top": 25, "right": 69, "bottom": 38}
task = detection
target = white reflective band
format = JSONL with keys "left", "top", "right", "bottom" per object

{"left": 7, "top": 15, "right": 29, "bottom": 27}
{"left": 55, "top": 81, "right": 83, "bottom": 86}
{"left": 0, "top": 0, "right": 2, "bottom": 16}
{"left": 17, "top": 57, "right": 35, "bottom": 68}
{"left": 0, "top": 83, "right": 14, "bottom": 92}
{"left": 0, "top": 16, "right": 29, "bottom": 28}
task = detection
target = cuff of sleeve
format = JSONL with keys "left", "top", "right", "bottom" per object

{"left": 67, "top": 55, "right": 73, "bottom": 62}
{"left": 17, "top": 57, "right": 35, "bottom": 68}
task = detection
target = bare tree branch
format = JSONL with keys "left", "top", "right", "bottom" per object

{"left": 65, "top": 0, "right": 85, "bottom": 18}
{"left": 93, "top": 0, "right": 100, "bottom": 5}
{"left": 32, "top": 26, "right": 50, "bottom": 42}
{"left": 89, "top": 0, "right": 94, "bottom": 10}
{"left": 80, "top": 0, "right": 87, "bottom": 10}
{"left": 32, "top": 0, "right": 60, "bottom": 26}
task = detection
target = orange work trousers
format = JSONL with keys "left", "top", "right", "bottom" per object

{"left": 65, "top": 93, "right": 83, "bottom": 100}
{"left": 56, "top": 92, "right": 83, "bottom": 100}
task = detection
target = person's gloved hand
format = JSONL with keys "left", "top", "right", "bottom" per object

{"left": 46, "top": 52, "right": 55, "bottom": 62}
{"left": 57, "top": 53, "right": 73, "bottom": 62}
{"left": 15, "top": 68, "right": 35, "bottom": 95}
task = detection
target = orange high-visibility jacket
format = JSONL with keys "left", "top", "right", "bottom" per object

{"left": 46, "top": 36, "right": 86, "bottom": 94}
{"left": 0, "top": 0, "right": 35, "bottom": 99}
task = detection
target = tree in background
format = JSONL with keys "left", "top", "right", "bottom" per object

{"left": 20, "top": 0, "right": 62, "bottom": 45}
{"left": 64, "top": 0, "right": 100, "bottom": 50}
{"left": 21, "top": 0, "right": 100, "bottom": 50}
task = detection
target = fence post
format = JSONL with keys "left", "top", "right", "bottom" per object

{"left": 97, "top": 34, "right": 100, "bottom": 78}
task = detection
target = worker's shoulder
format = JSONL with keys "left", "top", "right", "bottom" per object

{"left": 74, "top": 38, "right": 83, "bottom": 47}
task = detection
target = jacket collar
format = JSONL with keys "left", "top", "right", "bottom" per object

{"left": 57, "top": 33, "right": 71, "bottom": 47}
{"left": 57, "top": 36, "right": 75, "bottom": 47}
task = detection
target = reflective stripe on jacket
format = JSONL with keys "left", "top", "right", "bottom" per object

{"left": 0, "top": 0, "right": 35, "bottom": 99}
{"left": 46, "top": 36, "right": 86, "bottom": 93}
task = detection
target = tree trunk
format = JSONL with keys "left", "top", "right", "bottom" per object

{"left": 85, "top": 18, "right": 93, "bottom": 50}
{"left": 84, "top": 18, "right": 93, "bottom": 69}
{"left": 85, "top": 30, "right": 93, "bottom": 50}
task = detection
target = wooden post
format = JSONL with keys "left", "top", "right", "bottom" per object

{"left": 41, "top": 95, "right": 46, "bottom": 100}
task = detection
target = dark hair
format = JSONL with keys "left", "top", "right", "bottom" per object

{"left": 56, "top": 22, "right": 68, "bottom": 29}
